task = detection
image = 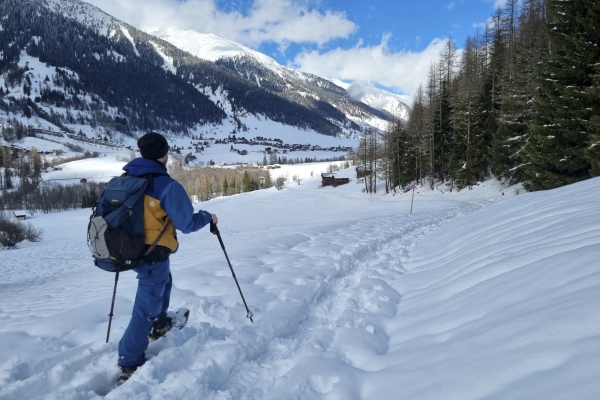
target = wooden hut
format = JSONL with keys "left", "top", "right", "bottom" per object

{"left": 321, "top": 173, "right": 349, "bottom": 187}
{"left": 13, "top": 211, "right": 27, "bottom": 220}
{"left": 356, "top": 166, "right": 372, "bottom": 178}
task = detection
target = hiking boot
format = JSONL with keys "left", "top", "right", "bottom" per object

{"left": 148, "top": 317, "right": 173, "bottom": 341}
{"left": 117, "top": 367, "right": 135, "bottom": 385}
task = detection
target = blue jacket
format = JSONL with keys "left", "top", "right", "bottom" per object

{"left": 123, "top": 158, "right": 212, "bottom": 252}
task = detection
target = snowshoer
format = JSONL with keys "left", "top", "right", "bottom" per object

{"left": 116, "top": 132, "right": 217, "bottom": 382}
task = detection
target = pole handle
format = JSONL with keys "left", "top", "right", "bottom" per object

{"left": 210, "top": 221, "right": 219, "bottom": 235}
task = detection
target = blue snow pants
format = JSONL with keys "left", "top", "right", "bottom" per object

{"left": 118, "top": 259, "right": 172, "bottom": 370}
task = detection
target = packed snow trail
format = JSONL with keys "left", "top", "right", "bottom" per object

{"left": 109, "top": 206, "right": 477, "bottom": 400}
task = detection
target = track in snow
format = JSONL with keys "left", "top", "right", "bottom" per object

{"left": 107, "top": 202, "right": 484, "bottom": 399}
{"left": 0, "top": 199, "right": 487, "bottom": 400}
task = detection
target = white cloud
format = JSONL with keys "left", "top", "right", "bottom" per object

{"left": 473, "top": 15, "right": 496, "bottom": 30}
{"left": 292, "top": 34, "right": 449, "bottom": 104}
{"left": 85, "top": 0, "right": 356, "bottom": 50}
{"left": 447, "top": 0, "right": 465, "bottom": 10}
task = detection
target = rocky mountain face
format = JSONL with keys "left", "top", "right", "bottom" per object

{"left": 0, "top": 0, "right": 406, "bottom": 141}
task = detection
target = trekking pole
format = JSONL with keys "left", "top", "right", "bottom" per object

{"left": 106, "top": 272, "right": 119, "bottom": 343}
{"left": 210, "top": 222, "right": 254, "bottom": 323}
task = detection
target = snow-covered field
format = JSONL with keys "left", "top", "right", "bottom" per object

{"left": 1, "top": 156, "right": 599, "bottom": 400}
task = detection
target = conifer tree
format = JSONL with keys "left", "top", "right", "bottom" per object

{"left": 405, "top": 85, "right": 427, "bottom": 185}
{"left": 525, "top": 0, "right": 596, "bottom": 190}
{"left": 423, "top": 64, "right": 438, "bottom": 189}
{"left": 451, "top": 35, "right": 485, "bottom": 187}
{"left": 242, "top": 170, "right": 251, "bottom": 192}
{"left": 583, "top": 2, "right": 600, "bottom": 176}
{"left": 587, "top": 67, "right": 600, "bottom": 176}
{"left": 492, "top": 0, "right": 546, "bottom": 183}
{"left": 222, "top": 177, "right": 229, "bottom": 196}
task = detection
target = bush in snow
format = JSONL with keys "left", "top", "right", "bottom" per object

{"left": 0, "top": 212, "right": 44, "bottom": 248}
{"left": 274, "top": 177, "right": 286, "bottom": 190}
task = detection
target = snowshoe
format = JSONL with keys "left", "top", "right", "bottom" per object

{"left": 116, "top": 367, "right": 135, "bottom": 386}
{"left": 148, "top": 308, "right": 189, "bottom": 341}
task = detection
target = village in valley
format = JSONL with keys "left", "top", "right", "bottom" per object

{"left": 1, "top": 123, "right": 355, "bottom": 173}
{"left": 171, "top": 134, "right": 353, "bottom": 167}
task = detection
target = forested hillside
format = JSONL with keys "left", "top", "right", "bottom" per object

{"left": 379, "top": 0, "right": 599, "bottom": 192}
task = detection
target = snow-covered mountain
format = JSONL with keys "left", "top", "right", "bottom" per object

{"left": 146, "top": 30, "right": 282, "bottom": 71}
{"left": 347, "top": 83, "right": 410, "bottom": 121}
{"left": 0, "top": 0, "right": 405, "bottom": 144}
{"left": 329, "top": 79, "right": 411, "bottom": 121}
{"left": 147, "top": 29, "right": 407, "bottom": 129}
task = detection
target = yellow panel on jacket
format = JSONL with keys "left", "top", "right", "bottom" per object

{"left": 144, "top": 194, "right": 178, "bottom": 252}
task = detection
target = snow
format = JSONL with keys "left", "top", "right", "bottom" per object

{"left": 345, "top": 82, "right": 411, "bottom": 121}
{"left": 148, "top": 42, "right": 176, "bottom": 75}
{"left": 146, "top": 30, "right": 284, "bottom": 74}
{"left": 145, "top": 29, "right": 406, "bottom": 129}
{"left": 45, "top": 0, "right": 116, "bottom": 37}
{"left": 1, "top": 153, "right": 599, "bottom": 399}
{"left": 118, "top": 26, "right": 140, "bottom": 57}
{"left": 326, "top": 78, "right": 411, "bottom": 122}
{"left": 43, "top": 155, "right": 128, "bottom": 184}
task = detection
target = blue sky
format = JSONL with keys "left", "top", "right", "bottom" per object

{"left": 86, "top": 0, "right": 506, "bottom": 103}
{"left": 266, "top": 0, "right": 498, "bottom": 54}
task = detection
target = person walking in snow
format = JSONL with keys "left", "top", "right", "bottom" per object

{"left": 117, "top": 132, "right": 217, "bottom": 381}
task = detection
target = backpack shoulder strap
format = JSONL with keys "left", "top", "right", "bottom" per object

{"left": 142, "top": 217, "right": 173, "bottom": 257}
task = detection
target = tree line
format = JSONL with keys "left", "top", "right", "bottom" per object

{"left": 169, "top": 155, "right": 272, "bottom": 201}
{"left": 0, "top": 176, "right": 102, "bottom": 213}
{"left": 0, "top": 161, "right": 272, "bottom": 215}
{"left": 364, "top": 0, "right": 599, "bottom": 193}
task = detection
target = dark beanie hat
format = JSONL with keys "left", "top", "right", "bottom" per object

{"left": 138, "top": 132, "right": 169, "bottom": 160}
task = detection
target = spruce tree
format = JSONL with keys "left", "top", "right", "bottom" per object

{"left": 587, "top": 67, "right": 600, "bottom": 176}
{"left": 583, "top": 1, "right": 600, "bottom": 176}
{"left": 492, "top": 0, "right": 546, "bottom": 183}
{"left": 525, "top": 0, "right": 597, "bottom": 190}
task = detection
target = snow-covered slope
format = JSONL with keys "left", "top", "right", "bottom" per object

{"left": 345, "top": 82, "right": 411, "bottom": 121}
{"left": 330, "top": 78, "right": 412, "bottom": 121}
{"left": 146, "top": 29, "right": 408, "bottom": 127}
{"left": 1, "top": 154, "right": 599, "bottom": 399}
{"left": 147, "top": 30, "right": 283, "bottom": 72}
{"left": 44, "top": 0, "right": 118, "bottom": 36}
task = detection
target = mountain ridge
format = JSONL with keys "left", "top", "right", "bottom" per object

{"left": 148, "top": 28, "right": 410, "bottom": 124}
{"left": 0, "top": 0, "right": 406, "bottom": 144}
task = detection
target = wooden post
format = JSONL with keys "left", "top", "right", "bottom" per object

{"left": 410, "top": 182, "right": 416, "bottom": 214}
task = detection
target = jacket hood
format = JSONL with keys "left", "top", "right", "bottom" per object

{"left": 123, "top": 158, "right": 169, "bottom": 177}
